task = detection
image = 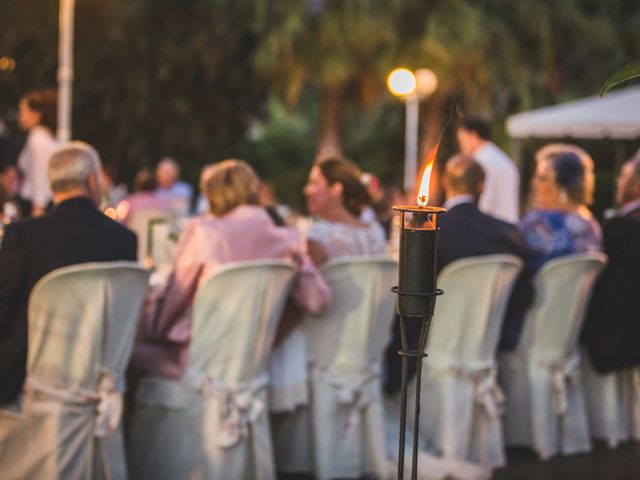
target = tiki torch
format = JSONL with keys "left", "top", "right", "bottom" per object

{"left": 392, "top": 152, "right": 446, "bottom": 480}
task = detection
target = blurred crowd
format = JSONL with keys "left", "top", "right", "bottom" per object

{"left": 1, "top": 88, "right": 640, "bottom": 479}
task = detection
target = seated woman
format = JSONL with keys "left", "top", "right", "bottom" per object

{"left": 131, "top": 159, "right": 330, "bottom": 379}
{"left": 269, "top": 157, "right": 388, "bottom": 473}
{"left": 270, "top": 157, "right": 386, "bottom": 400}
{"left": 500, "top": 144, "right": 603, "bottom": 350}
{"left": 304, "top": 157, "right": 387, "bottom": 264}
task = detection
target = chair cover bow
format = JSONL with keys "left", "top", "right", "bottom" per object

{"left": 321, "top": 363, "right": 381, "bottom": 432}
{"left": 541, "top": 353, "right": 581, "bottom": 415}
{"left": 427, "top": 356, "right": 505, "bottom": 419}
{"left": 473, "top": 369, "right": 505, "bottom": 419}
{"left": 184, "top": 368, "right": 268, "bottom": 448}
{"left": 26, "top": 369, "right": 123, "bottom": 438}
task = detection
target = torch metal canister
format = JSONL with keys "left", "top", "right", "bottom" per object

{"left": 398, "top": 210, "right": 439, "bottom": 316}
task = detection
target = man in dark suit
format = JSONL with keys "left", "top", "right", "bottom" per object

{"left": 0, "top": 141, "right": 137, "bottom": 405}
{"left": 582, "top": 154, "right": 640, "bottom": 373}
{"left": 437, "top": 153, "right": 524, "bottom": 271}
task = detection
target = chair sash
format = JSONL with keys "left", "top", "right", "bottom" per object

{"left": 311, "top": 362, "right": 381, "bottom": 433}
{"left": 26, "top": 369, "right": 123, "bottom": 438}
{"left": 533, "top": 352, "right": 581, "bottom": 416}
{"left": 427, "top": 356, "right": 505, "bottom": 420}
{"left": 182, "top": 367, "right": 269, "bottom": 449}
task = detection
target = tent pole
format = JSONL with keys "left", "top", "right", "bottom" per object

{"left": 511, "top": 138, "right": 523, "bottom": 216}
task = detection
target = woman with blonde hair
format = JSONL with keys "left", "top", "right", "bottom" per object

{"left": 131, "top": 159, "right": 330, "bottom": 378}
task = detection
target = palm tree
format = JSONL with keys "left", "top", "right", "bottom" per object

{"left": 254, "top": 0, "right": 395, "bottom": 158}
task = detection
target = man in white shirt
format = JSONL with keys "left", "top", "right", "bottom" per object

{"left": 456, "top": 117, "right": 520, "bottom": 223}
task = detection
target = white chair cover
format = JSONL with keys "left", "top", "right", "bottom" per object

{"left": 0, "top": 262, "right": 149, "bottom": 480}
{"left": 273, "top": 255, "right": 397, "bottom": 480}
{"left": 128, "top": 259, "right": 296, "bottom": 480}
{"left": 420, "top": 255, "right": 522, "bottom": 469}
{"left": 127, "top": 208, "right": 175, "bottom": 265}
{"left": 499, "top": 252, "right": 607, "bottom": 459}
{"left": 583, "top": 356, "right": 640, "bottom": 447}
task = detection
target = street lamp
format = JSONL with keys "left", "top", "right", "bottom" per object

{"left": 387, "top": 68, "right": 438, "bottom": 194}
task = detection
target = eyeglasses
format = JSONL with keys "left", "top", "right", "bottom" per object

{"left": 533, "top": 173, "right": 553, "bottom": 183}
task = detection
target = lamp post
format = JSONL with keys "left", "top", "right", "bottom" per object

{"left": 387, "top": 68, "right": 438, "bottom": 194}
{"left": 58, "top": 0, "right": 76, "bottom": 143}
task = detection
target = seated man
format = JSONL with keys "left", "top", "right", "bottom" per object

{"left": 582, "top": 154, "right": 640, "bottom": 373}
{"left": 0, "top": 142, "right": 137, "bottom": 406}
{"left": 437, "top": 153, "right": 524, "bottom": 270}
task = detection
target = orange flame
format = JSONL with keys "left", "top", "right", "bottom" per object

{"left": 417, "top": 142, "right": 440, "bottom": 206}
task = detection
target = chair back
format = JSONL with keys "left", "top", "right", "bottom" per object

{"left": 426, "top": 255, "right": 523, "bottom": 367}
{"left": 127, "top": 208, "right": 175, "bottom": 264}
{"left": 188, "top": 259, "right": 297, "bottom": 384}
{"left": 303, "top": 255, "right": 398, "bottom": 372}
{"left": 518, "top": 252, "right": 607, "bottom": 361}
{"left": 28, "top": 262, "right": 150, "bottom": 391}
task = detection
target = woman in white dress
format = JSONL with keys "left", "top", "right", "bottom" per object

{"left": 17, "top": 89, "right": 58, "bottom": 216}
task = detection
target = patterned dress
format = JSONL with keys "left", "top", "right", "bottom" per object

{"left": 519, "top": 209, "right": 602, "bottom": 270}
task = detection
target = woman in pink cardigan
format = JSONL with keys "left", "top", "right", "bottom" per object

{"left": 130, "top": 159, "right": 330, "bottom": 378}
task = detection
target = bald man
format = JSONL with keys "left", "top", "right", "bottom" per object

{"left": 437, "top": 153, "right": 524, "bottom": 271}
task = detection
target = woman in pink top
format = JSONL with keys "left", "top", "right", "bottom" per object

{"left": 131, "top": 160, "right": 330, "bottom": 378}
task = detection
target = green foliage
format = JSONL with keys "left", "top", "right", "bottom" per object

{"left": 600, "top": 61, "right": 640, "bottom": 96}
{"left": 1, "top": 0, "right": 639, "bottom": 209}
{"left": 240, "top": 95, "right": 316, "bottom": 210}
{"left": 1, "top": 0, "right": 267, "bottom": 187}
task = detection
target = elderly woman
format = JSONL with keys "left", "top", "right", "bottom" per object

{"left": 521, "top": 144, "right": 601, "bottom": 269}
{"left": 131, "top": 159, "right": 330, "bottom": 378}
{"left": 500, "top": 144, "right": 603, "bottom": 350}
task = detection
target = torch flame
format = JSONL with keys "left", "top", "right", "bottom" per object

{"left": 417, "top": 142, "right": 440, "bottom": 207}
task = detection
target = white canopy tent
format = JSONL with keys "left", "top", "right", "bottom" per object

{"left": 505, "top": 86, "right": 640, "bottom": 182}
{"left": 506, "top": 86, "right": 640, "bottom": 140}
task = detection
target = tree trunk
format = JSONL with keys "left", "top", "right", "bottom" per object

{"left": 316, "top": 82, "right": 345, "bottom": 162}
{"left": 419, "top": 94, "right": 447, "bottom": 205}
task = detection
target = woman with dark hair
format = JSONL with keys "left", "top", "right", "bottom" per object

{"left": 16, "top": 88, "right": 58, "bottom": 216}
{"left": 304, "top": 157, "right": 386, "bottom": 265}
{"left": 500, "top": 144, "right": 602, "bottom": 351}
